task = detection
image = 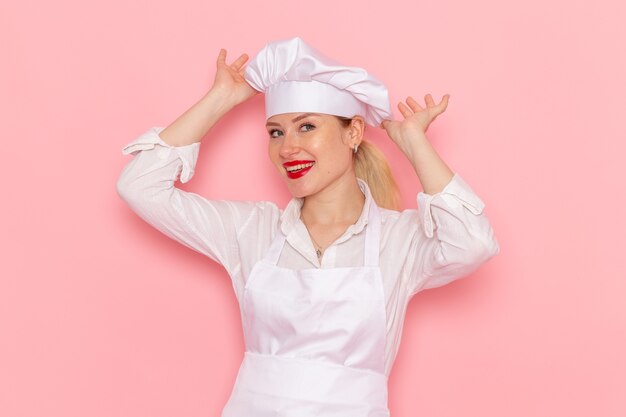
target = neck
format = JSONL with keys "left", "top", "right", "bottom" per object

{"left": 300, "top": 175, "right": 365, "bottom": 226}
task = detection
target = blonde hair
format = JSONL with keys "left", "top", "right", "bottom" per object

{"left": 337, "top": 116, "right": 401, "bottom": 211}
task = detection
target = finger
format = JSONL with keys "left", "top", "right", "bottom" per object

{"left": 398, "top": 102, "right": 413, "bottom": 119}
{"left": 424, "top": 93, "right": 436, "bottom": 107}
{"left": 437, "top": 94, "right": 450, "bottom": 112}
{"left": 231, "top": 53, "right": 249, "bottom": 70}
{"left": 381, "top": 119, "right": 393, "bottom": 129}
{"left": 430, "top": 94, "right": 449, "bottom": 117}
{"left": 217, "top": 48, "right": 227, "bottom": 65}
{"left": 406, "top": 96, "right": 424, "bottom": 113}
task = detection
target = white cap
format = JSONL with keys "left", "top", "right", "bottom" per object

{"left": 244, "top": 37, "right": 392, "bottom": 127}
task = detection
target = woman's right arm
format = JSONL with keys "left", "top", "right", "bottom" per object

{"left": 157, "top": 49, "right": 257, "bottom": 146}
{"left": 116, "top": 49, "right": 262, "bottom": 275}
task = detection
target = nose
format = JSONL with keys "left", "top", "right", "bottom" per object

{"left": 278, "top": 130, "right": 300, "bottom": 159}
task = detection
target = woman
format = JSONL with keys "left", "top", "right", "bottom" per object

{"left": 117, "top": 37, "right": 499, "bottom": 416}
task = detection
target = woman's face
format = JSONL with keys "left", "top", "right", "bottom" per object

{"left": 266, "top": 112, "right": 358, "bottom": 198}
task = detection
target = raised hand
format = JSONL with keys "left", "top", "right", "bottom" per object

{"left": 381, "top": 93, "right": 454, "bottom": 193}
{"left": 211, "top": 48, "right": 259, "bottom": 107}
{"left": 381, "top": 94, "right": 449, "bottom": 158}
{"left": 157, "top": 49, "right": 260, "bottom": 147}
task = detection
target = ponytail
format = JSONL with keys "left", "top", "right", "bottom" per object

{"left": 335, "top": 116, "right": 400, "bottom": 210}
{"left": 336, "top": 116, "right": 401, "bottom": 211}
{"left": 353, "top": 140, "right": 401, "bottom": 211}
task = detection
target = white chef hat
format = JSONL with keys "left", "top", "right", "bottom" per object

{"left": 244, "top": 37, "right": 392, "bottom": 127}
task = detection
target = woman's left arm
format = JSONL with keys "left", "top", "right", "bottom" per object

{"left": 381, "top": 94, "right": 454, "bottom": 194}
{"left": 382, "top": 94, "right": 500, "bottom": 293}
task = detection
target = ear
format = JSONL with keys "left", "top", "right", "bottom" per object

{"left": 347, "top": 116, "right": 365, "bottom": 147}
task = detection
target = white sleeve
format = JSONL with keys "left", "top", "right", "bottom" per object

{"left": 116, "top": 126, "right": 258, "bottom": 277}
{"left": 405, "top": 173, "right": 500, "bottom": 295}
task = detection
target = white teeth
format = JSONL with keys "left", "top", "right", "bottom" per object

{"left": 286, "top": 162, "right": 314, "bottom": 172}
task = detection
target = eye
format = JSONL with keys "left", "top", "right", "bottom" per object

{"left": 268, "top": 123, "right": 315, "bottom": 138}
{"left": 300, "top": 123, "right": 315, "bottom": 132}
{"left": 268, "top": 129, "right": 283, "bottom": 138}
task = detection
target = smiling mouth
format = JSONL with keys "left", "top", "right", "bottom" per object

{"left": 284, "top": 162, "right": 315, "bottom": 179}
{"left": 285, "top": 162, "right": 315, "bottom": 173}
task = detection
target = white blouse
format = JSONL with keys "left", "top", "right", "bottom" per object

{"left": 117, "top": 126, "right": 500, "bottom": 376}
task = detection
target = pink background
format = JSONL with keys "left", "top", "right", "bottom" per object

{"left": 2, "top": 0, "right": 625, "bottom": 416}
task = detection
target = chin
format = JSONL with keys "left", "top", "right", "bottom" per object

{"left": 283, "top": 179, "right": 317, "bottom": 199}
{"left": 285, "top": 185, "right": 312, "bottom": 199}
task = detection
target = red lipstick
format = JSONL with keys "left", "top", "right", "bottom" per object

{"left": 283, "top": 160, "right": 315, "bottom": 179}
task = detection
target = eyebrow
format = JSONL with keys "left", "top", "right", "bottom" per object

{"left": 265, "top": 113, "right": 319, "bottom": 127}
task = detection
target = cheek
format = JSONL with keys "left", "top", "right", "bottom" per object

{"left": 319, "top": 145, "right": 351, "bottom": 173}
{"left": 268, "top": 142, "right": 280, "bottom": 162}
